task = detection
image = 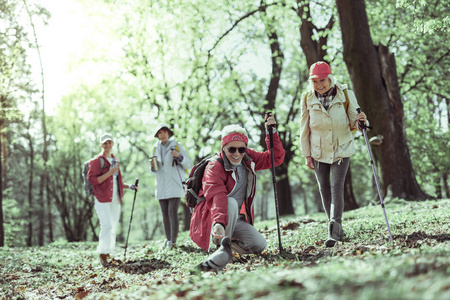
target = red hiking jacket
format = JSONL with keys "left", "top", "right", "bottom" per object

{"left": 88, "top": 154, "right": 125, "bottom": 204}
{"left": 189, "top": 132, "right": 285, "bottom": 251}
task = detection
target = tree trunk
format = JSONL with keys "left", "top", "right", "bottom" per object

{"left": 434, "top": 169, "right": 442, "bottom": 199}
{"left": 302, "top": 188, "right": 308, "bottom": 214}
{"left": 27, "top": 133, "right": 34, "bottom": 246}
{"left": 38, "top": 175, "right": 45, "bottom": 246}
{"left": 336, "top": 0, "right": 428, "bottom": 200}
{"left": 344, "top": 165, "right": 359, "bottom": 211}
{"left": 260, "top": 14, "right": 295, "bottom": 216}
{"left": 46, "top": 183, "right": 53, "bottom": 243}
{"left": 259, "top": 194, "right": 268, "bottom": 221}
{"left": 443, "top": 173, "right": 449, "bottom": 199}
{"left": 298, "top": 0, "right": 334, "bottom": 67}
{"left": 0, "top": 128, "right": 3, "bottom": 247}
{"left": 275, "top": 161, "right": 295, "bottom": 215}
{"left": 26, "top": 1, "right": 53, "bottom": 243}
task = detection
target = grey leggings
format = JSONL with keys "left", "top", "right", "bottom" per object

{"left": 313, "top": 158, "right": 350, "bottom": 224}
{"left": 159, "top": 198, "right": 180, "bottom": 243}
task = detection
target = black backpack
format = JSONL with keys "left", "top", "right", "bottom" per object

{"left": 82, "top": 155, "right": 105, "bottom": 197}
{"left": 185, "top": 155, "right": 224, "bottom": 208}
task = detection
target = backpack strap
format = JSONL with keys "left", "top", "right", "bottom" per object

{"left": 343, "top": 88, "right": 358, "bottom": 131}
{"left": 187, "top": 156, "right": 224, "bottom": 206}
{"left": 99, "top": 157, "right": 105, "bottom": 170}
{"left": 94, "top": 155, "right": 105, "bottom": 170}
{"left": 215, "top": 156, "right": 224, "bottom": 166}
{"left": 343, "top": 89, "right": 349, "bottom": 115}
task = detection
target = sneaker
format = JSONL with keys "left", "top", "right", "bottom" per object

{"left": 99, "top": 254, "right": 109, "bottom": 267}
{"left": 199, "top": 236, "right": 232, "bottom": 273}
{"left": 161, "top": 240, "right": 172, "bottom": 249}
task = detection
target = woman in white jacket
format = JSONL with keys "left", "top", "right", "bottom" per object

{"left": 150, "top": 123, "right": 192, "bottom": 248}
{"left": 300, "top": 61, "right": 368, "bottom": 247}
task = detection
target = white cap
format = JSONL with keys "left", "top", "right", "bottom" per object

{"left": 100, "top": 133, "right": 113, "bottom": 144}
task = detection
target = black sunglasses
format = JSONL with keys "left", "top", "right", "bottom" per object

{"left": 227, "top": 147, "right": 247, "bottom": 154}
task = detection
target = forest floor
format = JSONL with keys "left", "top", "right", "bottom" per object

{"left": 1, "top": 198, "right": 449, "bottom": 300}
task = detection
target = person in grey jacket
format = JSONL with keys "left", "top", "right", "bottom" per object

{"left": 150, "top": 123, "right": 192, "bottom": 248}
{"left": 300, "top": 61, "right": 368, "bottom": 247}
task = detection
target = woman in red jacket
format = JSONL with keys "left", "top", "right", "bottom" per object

{"left": 88, "top": 133, "right": 137, "bottom": 267}
{"left": 190, "top": 115, "right": 285, "bottom": 272}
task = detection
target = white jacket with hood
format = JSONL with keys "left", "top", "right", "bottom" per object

{"left": 151, "top": 136, "right": 192, "bottom": 200}
{"left": 300, "top": 82, "right": 363, "bottom": 164}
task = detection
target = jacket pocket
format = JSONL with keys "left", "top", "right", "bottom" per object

{"left": 308, "top": 105, "right": 323, "bottom": 128}
{"left": 311, "top": 135, "right": 322, "bottom": 158}
{"left": 331, "top": 102, "right": 348, "bottom": 128}
{"left": 336, "top": 133, "right": 354, "bottom": 158}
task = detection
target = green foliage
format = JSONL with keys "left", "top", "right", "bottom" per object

{"left": 0, "top": 199, "right": 448, "bottom": 299}
{"left": 1, "top": 189, "right": 28, "bottom": 247}
{"left": 395, "top": 0, "right": 450, "bottom": 34}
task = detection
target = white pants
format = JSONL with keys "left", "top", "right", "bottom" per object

{"left": 95, "top": 196, "right": 121, "bottom": 254}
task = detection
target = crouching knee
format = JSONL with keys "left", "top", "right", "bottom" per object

{"left": 250, "top": 237, "right": 267, "bottom": 254}
{"left": 255, "top": 239, "right": 267, "bottom": 254}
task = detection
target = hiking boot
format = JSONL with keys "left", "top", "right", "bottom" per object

{"left": 325, "top": 238, "right": 337, "bottom": 247}
{"left": 99, "top": 254, "right": 109, "bottom": 267}
{"left": 326, "top": 221, "right": 345, "bottom": 247}
{"left": 199, "top": 236, "right": 232, "bottom": 273}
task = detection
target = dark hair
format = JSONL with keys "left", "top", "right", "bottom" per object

{"left": 158, "top": 127, "right": 174, "bottom": 137}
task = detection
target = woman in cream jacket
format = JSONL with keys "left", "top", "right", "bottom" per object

{"left": 300, "top": 61, "right": 368, "bottom": 247}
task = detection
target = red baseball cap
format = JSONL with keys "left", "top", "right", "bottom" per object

{"left": 309, "top": 61, "right": 332, "bottom": 79}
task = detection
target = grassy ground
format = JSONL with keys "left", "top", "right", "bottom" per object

{"left": 1, "top": 198, "right": 449, "bottom": 300}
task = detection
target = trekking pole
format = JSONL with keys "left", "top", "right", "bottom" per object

{"left": 357, "top": 108, "right": 393, "bottom": 241}
{"left": 124, "top": 179, "right": 139, "bottom": 260}
{"left": 266, "top": 112, "right": 283, "bottom": 252}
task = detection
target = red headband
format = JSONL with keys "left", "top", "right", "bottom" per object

{"left": 222, "top": 133, "right": 248, "bottom": 147}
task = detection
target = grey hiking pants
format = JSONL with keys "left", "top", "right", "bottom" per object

{"left": 212, "top": 197, "right": 267, "bottom": 254}
{"left": 159, "top": 198, "right": 180, "bottom": 243}
{"left": 313, "top": 158, "right": 350, "bottom": 225}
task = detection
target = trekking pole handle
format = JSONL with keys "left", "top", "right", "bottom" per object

{"left": 356, "top": 108, "right": 366, "bottom": 130}
{"left": 265, "top": 112, "right": 275, "bottom": 148}
{"left": 135, "top": 179, "right": 139, "bottom": 187}
{"left": 265, "top": 112, "right": 277, "bottom": 129}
